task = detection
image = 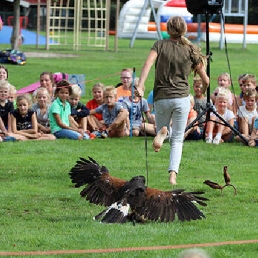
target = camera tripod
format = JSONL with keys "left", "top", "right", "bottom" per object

{"left": 185, "top": 12, "right": 248, "bottom": 145}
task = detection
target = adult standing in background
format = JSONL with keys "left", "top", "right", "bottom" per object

{"left": 137, "top": 16, "right": 209, "bottom": 185}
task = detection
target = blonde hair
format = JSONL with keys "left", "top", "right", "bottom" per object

{"left": 104, "top": 86, "right": 116, "bottom": 96}
{"left": 34, "top": 87, "right": 51, "bottom": 103}
{"left": 243, "top": 88, "right": 257, "bottom": 100}
{"left": 0, "top": 80, "right": 10, "bottom": 90}
{"left": 92, "top": 82, "right": 105, "bottom": 91}
{"left": 216, "top": 88, "right": 229, "bottom": 101}
{"left": 71, "top": 84, "right": 82, "bottom": 96}
{"left": 16, "top": 94, "right": 32, "bottom": 107}
{"left": 242, "top": 74, "right": 256, "bottom": 85}
{"left": 9, "top": 84, "right": 16, "bottom": 94}
{"left": 218, "top": 72, "right": 231, "bottom": 81}
{"left": 167, "top": 16, "right": 187, "bottom": 38}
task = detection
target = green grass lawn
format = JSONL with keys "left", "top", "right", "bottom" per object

{"left": 0, "top": 38, "right": 258, "bottom": 257}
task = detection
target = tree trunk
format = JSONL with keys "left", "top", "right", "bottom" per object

{"left": 11, "top": 0, "right": 21, "bottom": 50}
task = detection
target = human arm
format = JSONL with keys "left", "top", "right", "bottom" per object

{"left": 69, "top": 115, "right": 80, "bottom": 129}
{"left": 38, "top": 123, "right": 51, "bottom": 134}
{"left": 52, "top": 113, "right": 82, "bottom": 133}
{"left": 0, "top": 116, "right": 8, "bottom": 135}
{"left": 90, "top": 109, "right": 97, "bottom": 115}
{"left": 195, "top": 63, "right": 210, "bottom": 94}
{"left": 137, "top": 50, "right": 157, "bottom": 96}
{"left": 11, "top": 112, "right": 41, "bottom": 139}
{"left": 108, "top": 108, "right": 129, "bottom": 131}
{"left": 145, "top": 111, "right": 155, "bottom": 124}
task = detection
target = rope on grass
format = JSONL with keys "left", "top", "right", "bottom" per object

{"left": 1, "top": 239, "right": 258, "bottom": 256}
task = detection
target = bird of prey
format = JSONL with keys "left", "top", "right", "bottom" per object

{"left": 203, "top": 166, "right": 237, "bottom": 195}
{"left": 69, "top": 157, "right": 208, "bottom": 224}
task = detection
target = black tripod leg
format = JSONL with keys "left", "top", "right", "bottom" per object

{"left": 185, "top": 108, "right": 208, "bottom": 132}
{"left": 211, "top": 111, "right": 248, "bottom": 145}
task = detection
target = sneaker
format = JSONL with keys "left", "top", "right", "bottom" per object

{"left": 92, "top": 130, "right": 102, "bottom": 138}
{"left": 212, "top": 137, "right": 220, "bottom": 145}
{"left": 101, "top": 131, "right": 108, "bottom": 138}
{"left": 83, "top": 133, "right": 90, "bottom": 140}
{"left": 205, "top": 138, "right": 212, "bottom": 144}
{"left": 89, "top": 133, "right": 96, "bottom": 139}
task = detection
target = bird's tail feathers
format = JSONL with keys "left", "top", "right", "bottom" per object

{"left": 93, "top": 201, "right": 130, "bottom": 223}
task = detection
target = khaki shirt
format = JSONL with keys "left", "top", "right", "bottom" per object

{"left": 151, "top": 39, "right": 201, "bottom": 101}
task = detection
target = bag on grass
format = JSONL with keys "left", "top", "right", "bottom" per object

{"left": 0, "top": 49, "right": 26, "bottom": 65}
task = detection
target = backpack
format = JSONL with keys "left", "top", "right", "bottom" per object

{"left": 0, "top": 49, "right": 26, "bottom": 65}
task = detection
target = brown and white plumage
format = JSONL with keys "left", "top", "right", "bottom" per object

{"left": 69, "top": 157, "right": 208, "bottom": 223}
{"left": 204, "top": 166, "right": 237, "bottom": 195}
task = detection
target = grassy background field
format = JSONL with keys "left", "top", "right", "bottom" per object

{"left": 0, "top": 38, "right": 258, "bottom": 257}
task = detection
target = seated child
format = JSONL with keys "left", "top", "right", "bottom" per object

{"left": 122, "top": 88, "right": 155, "bottom": 137}
{"left": 235, "top": 73, "right": 247, "bottom": 107}
{"left": 8, "top": 84, "right": 17, "bottom": 108}
{"left": 0, "top": 80, "right": 14, "bottom": 131}
{"left": 184, "top": 94, "right": 200, "bottom": 140}
{"left": 10, "top": 94, "right": 56, "bottom": 141}
{"left": 237, "top": 88, "right": 258, "bottom": 140}
{"left": 90, "top": 86, "right": 129, "bottom": 138}
{"left": 86, "top": 82, "right": 106, "bottom": 133}
{"left": 248, "top": 116, "right": 258, "bottom": 147}
{"left": 68, "top": 84, "right": 90, "bottom": 133}
{"left": 0, "top": 65, "right": 8, "bottom": 81}
{"left": 205, "top": 88, "right": 235, "bottom": 144}
{"left": 0, "top": 116, "right": 15, "bottom": 142}
{"left": 211, "top": 72, "right": 236, "bottom": 115}
{"left": 49, "top": 80, "right": 90, "bottom": 140}
{"left": 31, "top": 87, "right": 52, "bottom": 134}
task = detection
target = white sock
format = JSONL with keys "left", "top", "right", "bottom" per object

{"left": 208, "top": 133, "right": 213, "bottom": 139}
{"left": 216, "top": 132, "right": 222, "bottom": 139}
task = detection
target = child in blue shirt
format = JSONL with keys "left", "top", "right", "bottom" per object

{"left": 90, "top": 86, "right": 129, "bottom": 137}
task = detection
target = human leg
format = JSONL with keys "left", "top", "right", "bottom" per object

{"left": 168, "top": 96, "right": 190, "bottom": 184}
{"left": 152, "top": 99, "right": 173, "bottom": 151}
{"left": 205, "top": 117, "right": 216, "bottom": 143}
{"left": 37, "top": 133, "right": 56, "bottom": 140}
{"left": 140, "top": 122, "right": 156, "bottom": 136}
{"left": 54, "top": 129, "right": 82, "bottom": 140}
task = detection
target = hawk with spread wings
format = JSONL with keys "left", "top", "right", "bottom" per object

{"left": 69, "top": 157, "right": 208, "bottom": 223}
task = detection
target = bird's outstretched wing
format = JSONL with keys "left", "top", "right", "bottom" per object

{"left": 69, "top": 157, "right": 126, "bottom": 206}
{"left": 69, "top": 157, "right": 208, "bottom": 223}
{"left": 133, "top": 188, "right": 208, "bottom": 222}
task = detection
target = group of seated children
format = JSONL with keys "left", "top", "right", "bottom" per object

{"left": 185, "top": 72, "right": 258, "bottom": 146}
{"left": 1, "top": 64, "right": 258, "bottom": 146}
{"left": 0, "top": 67, "right": 156, "bottom": 142}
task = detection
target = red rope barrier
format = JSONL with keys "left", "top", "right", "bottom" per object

{"left": 1, "top": 239, "right": 257, "bottom": 256}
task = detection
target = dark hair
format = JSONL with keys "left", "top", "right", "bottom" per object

{"left": 40, "top": 71, "right": 54, "bottom": 82}
{"left": 0, "top": 65, "right": 8, "bottom": 79}
{"left": 55, "top": 79, "right": 72, "bottom": 95}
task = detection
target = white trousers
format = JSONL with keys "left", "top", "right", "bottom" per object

{"left": 154, "top": 96, "right": 190, "bottom": 174}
